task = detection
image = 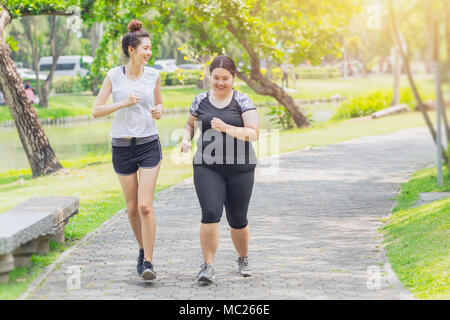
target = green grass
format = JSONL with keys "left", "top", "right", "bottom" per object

{"left": 0, "top": 94, "right": 95, "bottom": 123}
{"left": 381, "top": 166, "right": 450, "bottom": 299}
{"left": 35, "top": 94, "right": 96, "bottom": 120}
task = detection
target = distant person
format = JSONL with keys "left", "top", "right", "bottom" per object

{"left": 281, "top": 64, "right": 289, "bottom": 88}
{"left": 24, "top": 83, "right": 35, "bottom": 104}
{"left": 92, "top": 19, "right": 163, "bottom": 281}
{"left": 25, "top": 81, "right": 36, "bottom": 94}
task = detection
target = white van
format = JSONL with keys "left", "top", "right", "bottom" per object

{"left": 38, "top": 55, "right": 93, "bottom": 77}
{"left": 153, "top": 59, "right": 178, "bottom": 72}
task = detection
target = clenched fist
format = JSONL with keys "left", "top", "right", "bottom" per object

{"left": 123, "top": 93, "right": 141, "bottom": 108}
{"left": 180, "top": 139, "right": 192, "bottom": 153}
{"left": 151, "top": 104, "right": 163, "bottom": 119}
{"left": 211, "top": 117, "right": 227, "bottom": 132}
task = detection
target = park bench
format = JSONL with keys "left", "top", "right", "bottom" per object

{"left": 0, "top": 196, "right": 79, "bottom": 284}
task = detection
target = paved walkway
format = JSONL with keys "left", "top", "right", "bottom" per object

{"left": 27, "top": 127, "right": 435, "bottom": 300}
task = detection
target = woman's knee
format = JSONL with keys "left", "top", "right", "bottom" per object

{"left": 138, "top": 203, "right": 154, "bottom": 216}
{"left": 126, "top": 206, "right": 139, "bottom": 218}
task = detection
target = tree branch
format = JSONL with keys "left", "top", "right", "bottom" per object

{"left": 226, "top": 19, "right": 264, "bottom": 83}
{"left": 57, "top": 23, "right": 73, "bottom": 57}
{"left": 236, "top": 71, "right": 264, "bottom": 94}
{"left": 20, "top": 10, "right": 75, "bottom": 17}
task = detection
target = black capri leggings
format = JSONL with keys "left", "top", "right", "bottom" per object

{"left": 193, "top": 164, "right": 255, "bottom": 229}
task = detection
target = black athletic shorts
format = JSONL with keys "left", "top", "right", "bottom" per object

{"left": 112, "top": 138, "right": 162, "bottom": 175}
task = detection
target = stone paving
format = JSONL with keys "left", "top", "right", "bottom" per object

{"left": 27, "top": 127, "right": 435, "bottom": 300}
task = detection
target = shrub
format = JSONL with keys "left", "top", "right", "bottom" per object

{"left": 265, "top": 105, "right": 295, "bottom": 130}
{"left": 178, "top": 69, "right": 202, "bottom": 85}
{"left": 399, "top": 87, "right": 435, "bottom": 110}
{"left": 159, "top": 72, "right": 168, "bottom": 86}
{"left": 160, "top": 69, "right": 201, "bottom": 86}
{"left": 164, "top": 72, "right": 180, "bottom": 86}
{"left": 332, "top": 90, "right": 393, "bottom": 120}
{"left": 399, "top": 88, "right": 416, "bottom": 110}
{"left": 52, "top": 76, "right": 88, "bottom": 93}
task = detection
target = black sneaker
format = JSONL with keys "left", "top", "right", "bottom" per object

{"left": 137, "top": 248, "right": 144, "bottom": 276}
{"left": 141, "top": 260, "right": 157, "bottom": 280}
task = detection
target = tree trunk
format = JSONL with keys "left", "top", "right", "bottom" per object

{"left": 237, "top": 70, "right": 309, "bottom": 128}
{"left": 391, "top": 46, "right": 400, "bottom": 105}
{"left": 0, "top": 7, "right": 62, "bottom": 177}
{"left": 23, "top": 17, "right": 43, "bottom": 103}
{"left": 90, "top": 22, "right": 103, "bottom": 95}
{"left": 199, "top": 55, "right": 210, "bottom": 90}
{"left": 39, "top": 16, "right": 72, "bottom": 107}
{"left": 445, "top": 0, "right": 450, "bottom": 76}
{"left": 40, "top": 79, "right": 52, "bottom": 107}
{"left": 424, "top": 3, "right": 434, "bottom": 74}
{"left": 265, "top": 57, "right": 272, "bottom": 79}
{"left": 432, "top": 16, "right": 450, "bottom": 173}
{"left": 388, "top": 0, "right": 437, "bottom": 143}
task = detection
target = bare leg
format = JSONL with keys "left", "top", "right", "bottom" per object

{"left": 230, "top": 225, "right": 249, "bottom": 258}
{"left": 138, "top": 165, "right": 160, "bottom": 264}
{"left": 116, "top": 173, "right": 142, "bottom": 249}
{"left": 200, "top": 223, "right": 220, "bottom": 265}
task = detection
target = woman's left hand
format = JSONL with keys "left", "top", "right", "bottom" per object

{"left": 151, "top": 104, "right": 163, "bottom": 119}
{"left": 211, "top": 117, "right": 227, "bottom": 132}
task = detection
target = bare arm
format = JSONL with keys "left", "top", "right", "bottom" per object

{"left": 181, "top": 113, "right": 197, "bottom": 152}
{"left": 151, "top": 75, "right": 163, "bottom": 120}
{"left": 211, "top": 109, "right": 259, "bottom": 141}
{"left": 92, "top": 75, "right": 139, "bottom": 118}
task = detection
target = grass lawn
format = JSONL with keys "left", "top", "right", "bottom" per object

{"left": 381, "top": 166, "right": 450, "bottom": 299}
{"left": 0, "top": 108, "right": 444, "bottom": 299}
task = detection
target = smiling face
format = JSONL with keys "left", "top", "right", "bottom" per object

{"left": 129, "top": 37, "right": 152, "bottom": 65}
{"left": 210, "top": 67, "right": 234, "bottom": 98}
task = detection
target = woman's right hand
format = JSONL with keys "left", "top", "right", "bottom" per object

{"left": 123, "top": 93, "right": 141, "bottom": 108}
{"left": 180, "top": 139, "right": 192, "bottom": 153}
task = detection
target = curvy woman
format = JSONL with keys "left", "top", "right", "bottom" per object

{"left": 92, "top": 19, "right": 163, "bottom": 280}
{"left": 181, "top": 55, "right": 260, "bottom": 284}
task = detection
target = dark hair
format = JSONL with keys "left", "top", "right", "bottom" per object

{"left": 24, "top": 83, "right": 31, "bottom": 89}
{"left": 122, "top": 19, "right": 150, "bottom": 58}
{"left": 209, "top": 55, "right": 237, "bottom": 77}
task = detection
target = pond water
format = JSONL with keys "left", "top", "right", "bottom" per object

{"left": 0, "top": 103, "right": 338, "bottom": 171}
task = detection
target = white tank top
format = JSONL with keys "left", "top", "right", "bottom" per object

{"left": 107, "top": 66, "right": 159, "bottom": 138}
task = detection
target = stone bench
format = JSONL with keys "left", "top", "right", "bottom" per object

{"left": 0, "top": 196, "right": 79, "bottom": 283}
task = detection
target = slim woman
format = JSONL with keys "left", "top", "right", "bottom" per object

{"left": 181, "top": 55, "right": 259, "bottom": 283}
{"left": 92, "top": 19, "right": 163, "bottom": 280}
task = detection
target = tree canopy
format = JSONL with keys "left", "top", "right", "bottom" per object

{"left": 3, "top": 0, "right": 79, "bottom": 18}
